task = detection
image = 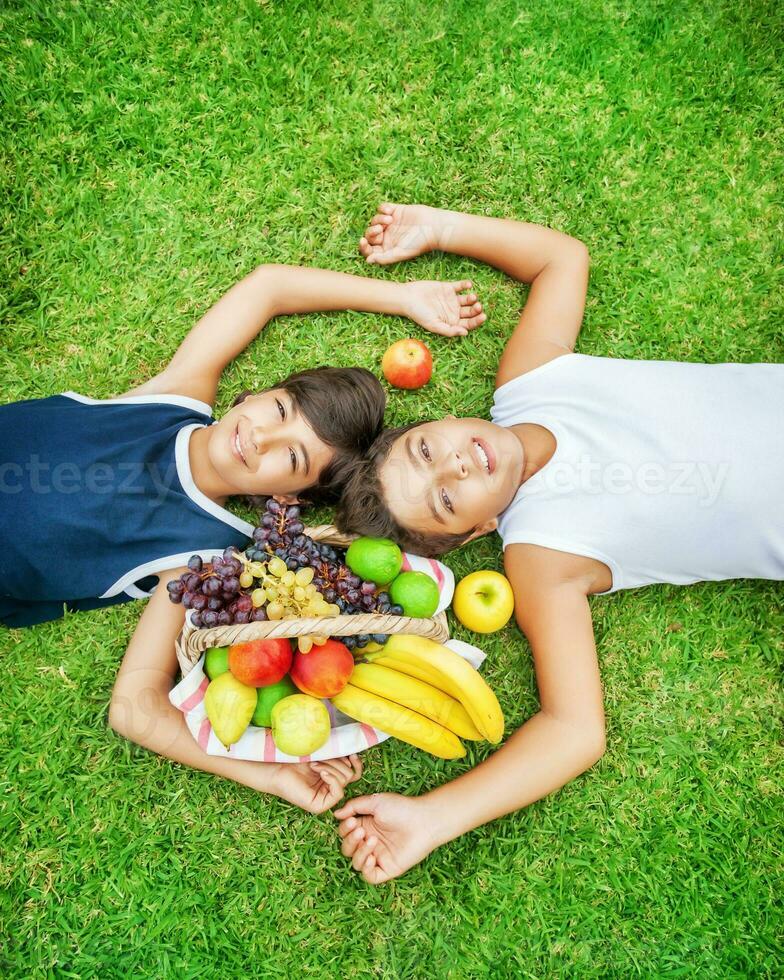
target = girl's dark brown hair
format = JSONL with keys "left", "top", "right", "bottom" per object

{"left": 233, "top": 366, "right": 386, "bottom": 507}
{"left": 336, "top": 423, "right": 476, "bottom": 557}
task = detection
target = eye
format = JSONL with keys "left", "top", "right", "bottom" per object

{"left": 289, "top": 447, "right": 297, "bottom": 472}
{"left": 276, "top": 398, "right": 286, "bottom": 421}
{"left": 440, "top": 488, "right": 454, "bottom": 514}
{"left": 420, "top": 439, "right": 432, "bottom": 463}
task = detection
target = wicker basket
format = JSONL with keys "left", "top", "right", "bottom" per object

{"left": 175, "top": 524, "right": 450, "bottom": 676}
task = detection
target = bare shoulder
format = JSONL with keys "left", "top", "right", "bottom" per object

{"left": 504, "top": 543, "right": 612, "bottom": 601}
{"left": 120, "top": 368, "right": 216, "bottom": 408}
{"left": 494, "top": 341, "right": 572, "bottom": 390}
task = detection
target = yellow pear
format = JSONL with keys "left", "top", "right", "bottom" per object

{"left": 204, "top": 672, "right": 258, "bottom": 748}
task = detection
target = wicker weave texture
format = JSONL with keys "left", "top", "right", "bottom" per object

{"left": 173, "top": 525, "right": 450, "bottom": 676}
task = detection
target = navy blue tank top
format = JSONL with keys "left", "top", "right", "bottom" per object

{"left": 0, "top": 391, "right": 253, "bottom": 627}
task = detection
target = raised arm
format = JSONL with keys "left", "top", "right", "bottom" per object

{"left": 334, "top": 547, "right": 605, "bottom": 883}
{"left": 359, "top": 203, "right": 590, "bottom": 387}
{"left": 126, "top": 265, "right": 407, "bottom": 405}
{"left": 126, "top": 263, "right": 483, "bottom": 405}
{"left": 108, "top": 570, "right": 363, "bottom": 814}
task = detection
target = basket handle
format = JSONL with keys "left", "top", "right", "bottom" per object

{"left": 302, "top": 524, "right": 357, "bottom": 548}
{"left": 176, "top": 610, "right": 449, "bottom": 676}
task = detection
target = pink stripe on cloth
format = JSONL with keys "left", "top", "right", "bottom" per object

{"left": 178, "top": 676, "right": 209, "bottom": 713}
{"left": 263, "top": 730, "right": 276, "bottom": 763}
{"left": 401, "top": 554, "right": 412, "bottom": 572}
{"left": 197, "top": 717, "right": 211, "bottom": 751}
{"left": 299, "top": 754, "right": 312, "bottom": 763}
{"left": 360, "top": 723, "right": 379, "bottom": 747}
{"left": 427, "top": 558, "right": 445, "bottom": 590}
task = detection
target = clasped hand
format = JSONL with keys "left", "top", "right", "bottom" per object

{"left": 271, "top": 755, "right": 440, "bottom": 884}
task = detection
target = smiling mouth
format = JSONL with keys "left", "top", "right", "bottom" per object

{"left": 233, "top": 426, "right": 248, "bottom": 467}
{"left": 473, "top": 438, "right": 494, "bottom": 474}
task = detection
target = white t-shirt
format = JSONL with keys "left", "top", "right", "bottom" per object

{"left": 490, "top": 353, "right": 784, "bottom": 592}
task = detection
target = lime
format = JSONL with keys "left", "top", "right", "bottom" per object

{"left": 389, "top": 571, "right": 440, "bottom": 618}
{"left": 252, "top": 675, "right": 298, "bottom": 727}
{"left": 205, "top": 646, "right": 230, "bottom": 680}
{"left": 345, "top": 537, "right": 403, "bottom": 585}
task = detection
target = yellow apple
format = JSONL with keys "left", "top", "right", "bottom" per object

{"left": 452, "top": 570, "right": 515, "bottom": 633}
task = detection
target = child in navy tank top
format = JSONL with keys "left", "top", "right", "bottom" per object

{"left": 4, "top": 258, "right": 483, "bottom": 813}
{"left": 1, "top": 262, "right": 478, "bottom": 627}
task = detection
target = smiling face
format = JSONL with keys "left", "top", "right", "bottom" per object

{"left": 379, "top": 417, "right": 525, "bottom": 538}
{"left": 206, "top": 388, "right": 335, "bottom": 497}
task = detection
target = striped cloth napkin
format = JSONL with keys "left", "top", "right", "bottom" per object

{"left": 169, "top": 554, "right": 487, "bottom": 763}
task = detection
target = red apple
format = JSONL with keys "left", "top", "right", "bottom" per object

{"left": 229, "top": 638, "right": 293, "bottom": 687}
{"left": 381, "top": 338, "right": 432, "bottom": 390}
{"left": 290, "top": 639, "right": 354, "bottom": 698}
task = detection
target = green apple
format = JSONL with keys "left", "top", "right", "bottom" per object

{"left": 452, "top": 571, "right": 514, "bottom": 633}
{"left": 271, "top": 694, "right": 331, "bottom": 756}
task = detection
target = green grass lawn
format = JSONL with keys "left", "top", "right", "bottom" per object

{"left": 2, "top": 0, "right": 783, "bottom": 975}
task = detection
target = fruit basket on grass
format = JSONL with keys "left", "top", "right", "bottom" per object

{"left": 174, "top": 525, "right": 450, "bottom": 677}
{"left": 168, "top": 500, "right": 497, "bottom": 764}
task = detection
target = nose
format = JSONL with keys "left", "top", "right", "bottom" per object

{"left": 250, "top": 424, "right": 274, "bottom": 456}
{"left": 439, "top": 447, "right": 467, "bottom": 481}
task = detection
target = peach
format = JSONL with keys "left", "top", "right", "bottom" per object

{"left": 290, "top": 639, "right": 354, "bottom": 698}
{"left": 229, "top": 638, "right": 293, "bottom": 687}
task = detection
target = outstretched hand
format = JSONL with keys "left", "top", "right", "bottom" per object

{"left": 334, "top": 792, "right": 442, "bottom": 884}
{"left": 270, "top": 755, "right": 363, "bottom": 815}
{"left": 402, "top": 279, "right": 486, "bottom": 337}
{"left": 359, "top": 202, "right": 441, "bottom": 265}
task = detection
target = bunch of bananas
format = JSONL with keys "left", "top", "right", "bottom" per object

{"left": 330, "top": 635, "right": 505, "bottom": 760}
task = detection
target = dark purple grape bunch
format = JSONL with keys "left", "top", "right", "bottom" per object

{"left": 168, "top": 498, "right": 404, "bottom": 642}
{"left": 248, "top": 499, "right": 403, "bottom": 650}
{"left": 166, "top": 548, "right": 268, "bottom": 627}
{"left": 245, "top": 499, "right": 311, "bottom": 568}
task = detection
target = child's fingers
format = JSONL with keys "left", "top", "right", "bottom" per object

{"left": 310, "top": 762, "right": 342, "bottom": 786}
{"left": 378, "top": 202, "right": 396, "bottom": 214}
{"left": 315, "top": 766, "right": 341, "bottom": 796}
{"left": 460, "top": 301, "right": 483, "bottom": 318}
{"left": 460, "top": 312, "right": 486, "bottom": 331}
{"left": 452, "top": 279, "right": 473, "bottom": 293}
{"left": 362, "top": 857, "right": 393, "bottom": 885}
{"left": 312, "top": 758, "right": 353, "bottom": 782}
{"left": 351, "top": 834, "right": 377, "bottom": 872}
{"left": 323, "top": 754, "right": 361, "bottom": 781}
{"left": 433, "top": 323, "right": 468, "bottom": 338}
{"left": 334, "top": 794, "right": 378, "bottom": 819}
{"left": 361, "top": 852, "right": 377, "bottom": 877}
{"left": 371, "top": 213, "right": 394, "bottom": 227}
{"left": 337, "top": 815, "right": 358, "bottom": 838}
{"left": 367, "top": 246, "right": 405, "bottom": 266}
{"left": 458, "top": 292, "right": 478, "bottom": 306}
{"left": 340, "top": 825, "right": 365, "bottom": 858}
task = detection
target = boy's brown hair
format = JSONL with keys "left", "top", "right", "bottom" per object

{"left": 336, "top": 424, "right": 476, "bottom": 557}
{"left": 234, "top": 366, "right": 386, "bottom": 506}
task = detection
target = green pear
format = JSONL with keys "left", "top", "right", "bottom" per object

{"left": 204, "top": 672, "right": 257, "bottom": 748}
